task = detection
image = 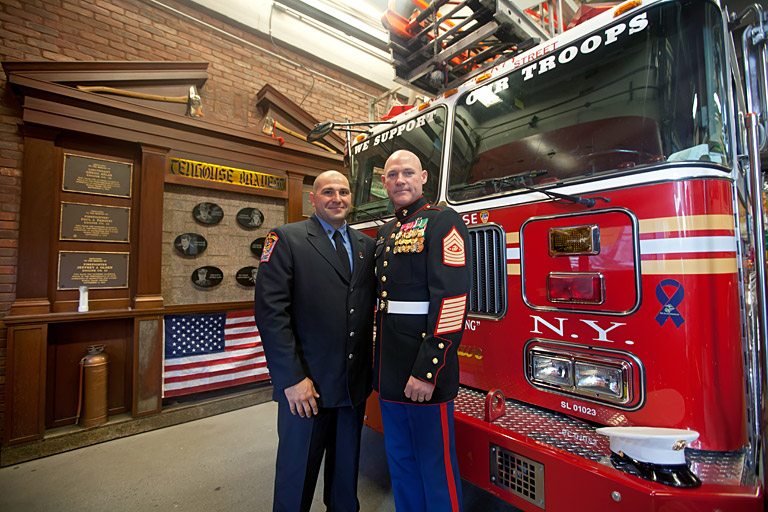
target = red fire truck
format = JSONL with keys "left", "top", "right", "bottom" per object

{"left": 316, "top": 0, "right": 768, "bottom": 509}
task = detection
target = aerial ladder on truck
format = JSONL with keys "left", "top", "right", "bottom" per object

{"left": 381, "top": 0, "right": 584, "bottom": 96}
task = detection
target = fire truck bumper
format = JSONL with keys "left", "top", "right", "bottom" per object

{"left": 453, "top": 388, "right": 763, "bottom": 512}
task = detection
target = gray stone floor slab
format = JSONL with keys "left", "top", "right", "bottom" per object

{"left": 0, "top": 401, "right": 519, "bottom": 511}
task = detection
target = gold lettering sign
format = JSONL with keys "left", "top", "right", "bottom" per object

{"left": 168, "top": 158, "right": 286, "bottom": 191}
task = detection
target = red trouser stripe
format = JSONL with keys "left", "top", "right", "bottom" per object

{"left": 441, "top": 402, "right": 460, "bottom": 512}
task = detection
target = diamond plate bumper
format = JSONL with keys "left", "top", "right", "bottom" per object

{"left": 455, "top": 387, "right": 750, "bottom": 487}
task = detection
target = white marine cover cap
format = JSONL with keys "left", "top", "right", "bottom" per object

{"left": 596, "top": 427, "right": 700, "bottom": 465}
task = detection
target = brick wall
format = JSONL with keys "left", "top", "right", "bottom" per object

{"left": 0, "top": 0, "right": 388, "bottom": 440}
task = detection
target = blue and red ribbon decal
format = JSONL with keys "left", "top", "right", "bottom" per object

{"left": 655, "top": 279, "right": 685, "bottom": 327}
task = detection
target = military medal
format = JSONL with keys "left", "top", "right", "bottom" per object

{"left": 393, "top": 217, "right": 428, "bottom": 254}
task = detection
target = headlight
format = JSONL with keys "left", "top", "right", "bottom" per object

{"left": 574, "top": 362, "right": 624, "bottom": 398}
{"left": 531, "top": 354, "right": 572, "bottom": 387}
{"left": 527, "top": 346, "right": 635, "bottom": 406}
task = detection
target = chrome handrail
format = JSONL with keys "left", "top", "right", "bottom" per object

{"left": 746, "top": 112, "right": 768, "bottom": 488}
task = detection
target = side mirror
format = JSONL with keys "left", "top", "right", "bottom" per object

{"left": 307, "top": 120, "right": 395, "bottom": 142}
{"left": 307, "top": 121, "right": 335, "bottom": 142}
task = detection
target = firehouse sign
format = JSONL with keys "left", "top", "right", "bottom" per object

{"left": 169, "top": 158, "right": 286, "bottom": 191}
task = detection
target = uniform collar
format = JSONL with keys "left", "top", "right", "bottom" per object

{"left": 313, "top": 214, "right": 348, "bottom": 239}
{"left": 394, "top": 196, "right": 428, "bottom": 221}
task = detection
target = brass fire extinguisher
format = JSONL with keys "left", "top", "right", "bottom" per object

{"left": 76, "top": 344, "right": 109, "bottom": 427}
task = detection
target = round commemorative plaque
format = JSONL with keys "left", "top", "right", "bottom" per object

{"left": 250, "top": 237, "right": 266, "bottom": 257}
{"left": 237, "top": 207, "right": 264, "bottom": 229}
{"left": 174, "top": 233, "right": 207, "bottom": 255}
{"left": 193, "top": 202, "right": 223, "bottom": 225}
{"left": 236, "top": 266, "right": 259, "bottom": 286}
{"left": 191, "top": 266, "right": 223, "bottom": 288}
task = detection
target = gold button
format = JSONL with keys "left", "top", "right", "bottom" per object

{"left": 432, "top": 358, "right": 438, "bottom": 364}
{"left": 386, "top": 246, "right": 391, "bottom": 252}
{"left": 383, "top": 261, "right": 388, "bottom": 267}
{"left": 382, "top": 291, "right": 388, "bottom": 298}
{"left": 403, "top": 209, "right": 408, "bottom": 215}
{"left": 396, "top": 222, "right": 401, "bottom": 227}
{"left": 381, "top": 276, "right": 387, "bottom": 282}
{"left": 390, "top": 233, "right": 395, "bottom": 239}
{"left": 426, "top": 372, "right": 432, "bottom": 379}
{"left": 438, "top": 343, "right": 444, "bottom": 349}
{"left": 421, "top": 332, "right": 426, "bottom": 338}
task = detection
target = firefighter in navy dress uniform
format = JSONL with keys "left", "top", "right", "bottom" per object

{"left": 374, "top": 150, "right": 472, "bottom": 512}
{"left": 254, "top": 171, "right": 376, "bottom": 512}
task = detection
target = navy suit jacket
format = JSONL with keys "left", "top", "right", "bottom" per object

{"left": 254, "top": 215, "right": 376, "bottom": 408}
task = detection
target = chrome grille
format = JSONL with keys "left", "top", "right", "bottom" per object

{"left": 468, "top": 225, "right": 506, "bottom": 316}
{"left": 491, "top": 444, "right": 545, "bottom": 508}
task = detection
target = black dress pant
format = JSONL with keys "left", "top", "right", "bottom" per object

{"left": 273, "top": 398, "right": 366, "bottom": 512}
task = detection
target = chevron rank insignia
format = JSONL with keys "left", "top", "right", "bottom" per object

{"left": 436, "top": 294, "right": 467, "bottom": 334}
{"left": 443, "top": 227, "right": 465, "bottom": 266}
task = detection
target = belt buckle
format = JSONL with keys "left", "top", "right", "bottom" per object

{"left": 379, "top": 299, "right": 388, "bottom": 313}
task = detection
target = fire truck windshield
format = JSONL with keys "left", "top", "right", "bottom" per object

{"left": 348, "top": 107, "right": 446, "bottom": 223}
{"left": 448, "top": 1, "right": 730, "bottom": 202}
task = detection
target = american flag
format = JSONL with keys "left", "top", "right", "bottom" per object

{"left": 163, "top": 310, "right": 270, "bottom": 398}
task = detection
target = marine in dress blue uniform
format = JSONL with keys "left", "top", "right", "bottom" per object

{"left": 254, "top": 171, "right": 376, "bottom": 512}
{"left": 374, "top": 150, "right": 471, "bottom": 512}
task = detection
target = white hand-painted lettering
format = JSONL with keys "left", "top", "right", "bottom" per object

{"left": 530, "top": 315, "right": 626, "bottom": 343}
{"left": 531, "top": 316, "right": 567, "bottom": 337}
{"left": 465, "top": 319, "right": 479, "bottom": 331}
{"left": 629, "top": 12, "right": 648, "bottom": 35}
{"left": 522, "top": 13, "right": 648, "bottom": 82}
{"left": 579, "top": 320, "right": 625, "bottom": 343}
{"left": 462, "top": 212, "right": 479, "bottom": 225}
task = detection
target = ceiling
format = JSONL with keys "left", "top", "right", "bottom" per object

{"left": 186, "top": 0, "right": 395, "bottom": 88}
{"left": 183, "top": 0, "right": 763, "bottom": 101}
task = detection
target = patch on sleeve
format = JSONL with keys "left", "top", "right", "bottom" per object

{"left": 260, "top": 232, "right": 279, "bottom": 262}
{"left": 442, "top": 227, "right": 465, "bottom": 266}
{"left": 435, "top": 295, "right": 467, "bottom": 335}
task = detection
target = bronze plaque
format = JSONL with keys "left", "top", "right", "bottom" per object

{"left": 60, "top": 202, "right": 130, "bottom": 242}
{"left": 237, "top": 208, "right": 264, "bottom": 229}
{"left": 174, "top": 233, "right": 207, "bottom": 255}
{"left": 250, "top": 237, "right": 266, "bottom": 257}
{"left": 58, "top": 251, "right": 129, "bottom": 290}
{"left": 236, "top": 266, "right": 258, "bottom": 286}
{"left": 192, "top": 266, "right": 223, "bottom": 288}
{"left": 62, "top": 154, "right": 132, "bottom": 198}
{"left": 193, "top": 202, "right": 223, "bottom": 225}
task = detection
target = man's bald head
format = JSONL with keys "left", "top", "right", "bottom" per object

{"left": 311, "top": 171, "right": 352, "bottom": 229}
{"left": 313, "top": 171, "right": 349, "bottom": 193}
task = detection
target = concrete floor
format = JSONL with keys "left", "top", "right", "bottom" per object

{"left": 0, "top": 401, "right": 520, "bottom": 512}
